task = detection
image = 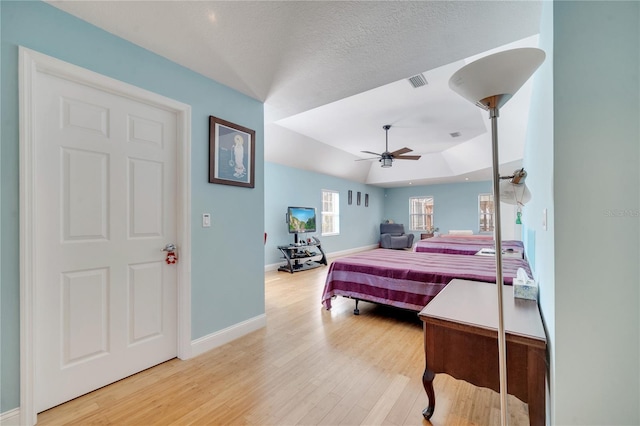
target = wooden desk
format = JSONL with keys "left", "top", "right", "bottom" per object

{"left": 418, "top": 279, "right": 547, "bottom": 426}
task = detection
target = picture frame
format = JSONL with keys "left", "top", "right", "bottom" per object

{"left": 209, "top": 115, "right": 256, "bottom": 188}
{"left": 348, "top": 190, "right": 353, "bottom": 205}
{"left": 357, "top": 191, "right": 361, "bottom": 206}
{"left": 365, "top": 194, "right": 369, "bottom": 207}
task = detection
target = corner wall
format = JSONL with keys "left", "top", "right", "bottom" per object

{"left": 1, "top": 0, "right": 264, "bottom": 412}
{"left": 264, "top": 162, "right": 384, "bottom": 266}
{"left": 518, "top": 2, "right": 640, "bottom": 424}
{"left": 522, "top": 0, "right": 555, "bottom": 421}
{"left": 550, "top": 2, "right": 638, "bottom": 424}
{"left": 383, "top": 181, "right": 495, "bottom": 237}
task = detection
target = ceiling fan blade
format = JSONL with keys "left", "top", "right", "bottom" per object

{"left": 390, "top": 147, "right": 413, "bottom": 156}
{"left": 355, "top": 157, "right": 379, "bottom": 162}
{"left": 395, "top": 155, "right": 422, "bottom": 160}
{"left": 361, "top": 150, "right": 381, "bottom": 156}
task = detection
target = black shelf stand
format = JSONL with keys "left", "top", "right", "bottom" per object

{"left": 277, "top": 237, "right": 327, "bottom": 273}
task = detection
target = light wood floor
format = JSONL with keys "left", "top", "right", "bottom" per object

{"left": 37, "top": 260, "right": 530, "bottom": 425}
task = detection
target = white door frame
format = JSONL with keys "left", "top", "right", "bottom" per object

{"left": 19, "top": 47, "right": 192, "bottom": 426}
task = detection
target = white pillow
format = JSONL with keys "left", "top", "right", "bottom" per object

{"left": 448, "top": 230, "right": 474, "bottom": 236}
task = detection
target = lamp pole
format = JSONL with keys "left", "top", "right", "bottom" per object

{"left": 487, "top": 100, "right": 508, "bottom": 426}
{"left": 448, "top": 47, "right": 545, "bottom": 426}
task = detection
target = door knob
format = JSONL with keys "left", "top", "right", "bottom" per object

{"left": 161, "top": 243, "right": 176, "bottom": 252}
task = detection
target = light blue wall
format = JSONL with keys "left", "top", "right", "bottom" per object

{"left": 1, "top": 1, "right": 264, "bottom": 412}
{"left": 522, "top": 0, "right": 555, "bottom": 420}
{"left": 383, "top": 181, "right": 492, "bottom": 238}
{"left": 553, "top": 2, "right": 639, "bottom": 424}
{"left": 526, "top": 2, "right": 639, "bottom": 424}
{"left": 264, "top": 162, "right": 384, "bottom": 265}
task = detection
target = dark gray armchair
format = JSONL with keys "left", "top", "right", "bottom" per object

{"left": 380, "top": 223, "right": 414, "bottom": 249}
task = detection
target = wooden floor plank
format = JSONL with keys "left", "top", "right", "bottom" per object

{"left": 361, "top": 374, "right": 410, "bottom": 425}
{"left": 36, "top": 261, "right": 529, "bottom": 425}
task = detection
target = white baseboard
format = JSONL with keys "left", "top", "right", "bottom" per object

{"left": 326, "top": 244, "right": 378, "bottom": 260}
{"left": 190, "top": 314, "right": 266, "bottom": 358}
{"left": 0, "top": 408, "right": 20, "bottom": 426}
{"left": 264, "top": 244, "right": 377, "bottom": 272}
{"left": 265, "top": 262, "right": 281, "bottom": 272}
{"left": 0, "top": 318, "right": 267, "bottom": 425}
{"left": 4, "top": 244, "right": 376, "bottom": 424}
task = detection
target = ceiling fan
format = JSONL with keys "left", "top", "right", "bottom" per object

{"left": 358, "top": 124, "right": 421, "bottom": 168}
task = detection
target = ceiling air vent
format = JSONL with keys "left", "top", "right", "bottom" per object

{"left": 407, "top": 73, "right": 428, "bottom": 88}
{"left": 449, "top": 131, "right": 461, "bottom": 138}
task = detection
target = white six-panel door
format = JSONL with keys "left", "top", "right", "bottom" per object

{"left": 33, "top": 66, "right": 179, "bottom": 413}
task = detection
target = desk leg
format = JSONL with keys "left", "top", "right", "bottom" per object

{"left": 527, "top": 348, "right": 546, "bottom": 426}
{"left": 422, "top": 368, "right": 435, "bottom": 419}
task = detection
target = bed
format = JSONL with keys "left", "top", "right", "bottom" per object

{"left": 321, "top": 248, "right": 532, "bottom": 313}
{"left": 414, "top": 236, "right": 525, "bottom": 258}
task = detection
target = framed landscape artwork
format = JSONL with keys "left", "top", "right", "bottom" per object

{"left": 209, "top": 116, "right": 256, "bottom": 188}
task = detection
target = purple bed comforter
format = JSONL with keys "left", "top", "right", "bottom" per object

{"left": 321, "top": 248, "right": 532, "bottom": 312}
{"left": 414, "top": 236, "right": 525, "bottom": 258}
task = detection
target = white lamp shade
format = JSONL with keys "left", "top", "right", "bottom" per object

{"left": 499, "top": 179, "right": 532, "bottom": 206}
{"left": 449, "top": 48, "right": 545, "bottom": 108}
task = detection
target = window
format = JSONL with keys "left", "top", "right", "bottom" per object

{"left": 321, "top": 190, "right": 340, "bottom": 236}
{"left": 479, "top": 194, "right": 494, "bottom": 233}
{"left": 409, "top": 196, "right": 434, "bottom": 231}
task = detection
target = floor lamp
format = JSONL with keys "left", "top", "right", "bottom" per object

{"left": 448, "top": 48, "right": 545, "bottom": 425}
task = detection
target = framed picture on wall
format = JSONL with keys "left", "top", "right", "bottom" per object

{"left": 348, "top": 190, "right": 353, "bottom": 205}
{"left": 357, "top": 191, "right": 361, "bottom": 206}
{"left": 365, "top": 194, "right": 369, "bottom": 207}
{"left": 209, "top": 115, "right": 256, "bottom": 188}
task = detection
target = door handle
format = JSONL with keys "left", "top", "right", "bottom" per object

{"left": 161, "top": 243, "right": 176, "bottom": 252}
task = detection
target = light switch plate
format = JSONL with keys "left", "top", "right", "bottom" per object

{"left": 202, "top": 213, "right": 211, "bottom": 228}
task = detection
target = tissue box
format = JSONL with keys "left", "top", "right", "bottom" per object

{"left": 514, "top": 278, "right": 537, "bottom": 300}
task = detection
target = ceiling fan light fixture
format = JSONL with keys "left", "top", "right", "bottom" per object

{"left": 357, "top": 124, "right": 421, "bottom": 167}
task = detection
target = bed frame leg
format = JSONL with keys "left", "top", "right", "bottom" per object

{"left": 354, "top": 299, "right": 360, "bottom": 315}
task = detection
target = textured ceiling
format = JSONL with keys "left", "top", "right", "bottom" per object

{"left": 47, "top": 0, "right": 543, "bottom": 187}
